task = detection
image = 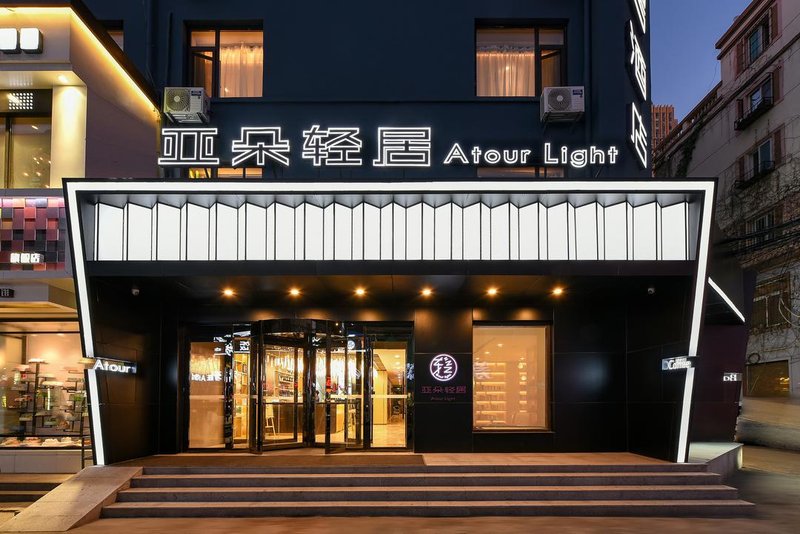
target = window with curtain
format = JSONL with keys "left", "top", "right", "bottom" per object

{"left": 476, "top": 27, "right": 565, "bottom": 97}
{"left": 190, "top": 29, "right": 263, "bottom": 98}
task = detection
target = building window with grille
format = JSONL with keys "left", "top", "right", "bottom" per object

{"left": 745, "top": 207, "right": 780, "bottom": 249}
{"left": 476, "top": 26, "right": 565, "bottom": 97}
{"left": 751, "top": 275, "right": 790, "bottom": 331}
{"left": 189, "top": 29, "right": 263, "bottom": 98}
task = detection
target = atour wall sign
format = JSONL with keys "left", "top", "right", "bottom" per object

{"left": 91, "top": 357, "right": 137, "bottom": 375}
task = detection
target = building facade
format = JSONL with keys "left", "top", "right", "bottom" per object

{"left": 0, "top": 2, "right": 160, "bottom": 470}
{"left": 655, "top": 0, "right": 799, "bottom": 447}
{"left": 0, "top": 0, "right": 749, "bottom": 465}
{"left": 652, "top": 104, "right": 677, "bottom": 150}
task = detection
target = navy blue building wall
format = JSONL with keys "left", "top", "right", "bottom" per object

{"left": 84, "top": 0, "right": 651, "bottom": 179}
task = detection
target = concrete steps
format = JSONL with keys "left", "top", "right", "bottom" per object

{"left": 0, "top": 476, "right": 67, "bottom": 504}
{"left": 102, "top": 464, "right": 755, "bottom": 518}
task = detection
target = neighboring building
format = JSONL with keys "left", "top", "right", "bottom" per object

{"left": 0, "top": 2, "right": 160, "bottom": 471}
{"left": 655, "top": 0, "right": 800, "bottom": 447}
{"left": 652, "top": 104, "right": 677, "bottom": 150}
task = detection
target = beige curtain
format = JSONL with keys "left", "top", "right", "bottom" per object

{"left": 477, "top": 48, "right": 535, "bottom": 97}
{"left": 220, "top": 44, "right": 263, "bottom": 97}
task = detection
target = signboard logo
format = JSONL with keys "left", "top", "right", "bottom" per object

{"left": 430, "top": 354, "right": 458, "bottom": 382}
{"left": 92, "top": 358, "right": 137, "bottom": 374}
{"left": 723, "top": 372, "right": 743, "bottom": 382}
{"left": 661, "top": 356, "right": 694, "bottom": 371}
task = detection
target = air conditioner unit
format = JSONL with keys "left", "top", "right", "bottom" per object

{"left": 540, "top": 86, "right": 585, "bottom": 122}
{"left": 163, "top": 87, "right": 210, "bottom": 124}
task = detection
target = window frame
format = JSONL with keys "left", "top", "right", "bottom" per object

{"left": 751, "top": 275, "right": 790, "bottom": 332}
{"left": 472, "top": 322, "right": 552, "bottom": 433}
{"left": 187, "top": 26, "right": 264, "bottom": 99}
{"left": 475, "top": 24, "right": 567, "bottom": 99}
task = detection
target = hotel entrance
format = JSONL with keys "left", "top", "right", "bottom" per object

{"left": 186, "top": 320, "right": 410, "bottom": 453}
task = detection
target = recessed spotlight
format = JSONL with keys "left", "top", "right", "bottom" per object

{"left": 421, "top": 287, "right": 433, "bottom": 297}
{"left": 289, "top": 288, "right": 301, "bottom": 297}
{"left": 497, "top": 343, "right": 503, "bottom": 348}
{"left": 222, "top": 288, "right": 235, "bottom": 297}
{"left": 57, "top": 74, "right": 68, "bottom": 84}
{"left": 487, "top": 287, "right": 499, "bottom": 297}
{"left": 394, "top": 354, "right": 400, "bottom": 358}
{"left": 552, "top": 287, "right": 564, "bottom": 296}
{"left": 355, "top": 287, "right": 366, "bottom": 297}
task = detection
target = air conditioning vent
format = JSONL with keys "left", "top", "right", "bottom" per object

{"left": 162, "top": 87, "right": 210, "bottom": 124}
{"left": 541, "top": 86, "right": 585, "bottom": 123}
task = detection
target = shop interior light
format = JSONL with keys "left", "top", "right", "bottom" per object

{"left": 421, "top": 287, "right": 433, "bottom": 297}
{"left": 222, "top": 288, "right": 235, "bottom": 297}
{"left": 289, "top": 288, "right": 301, "bottom": 297}
{"left": 355, "top": 287, "right": 366, "bottom": 297}
{"left": 552, "top": 287, "right": 565, "bottom": 296}
{"left": 487, "top": 287, "right": 499, "bottom": 296}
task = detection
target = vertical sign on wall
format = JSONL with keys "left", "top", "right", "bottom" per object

{"left": 627, "top": 0, "right": 650, "bottom": 169}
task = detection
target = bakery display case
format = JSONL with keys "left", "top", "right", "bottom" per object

{"left": 0, "top": 358, "right": 90, "bottom": 450}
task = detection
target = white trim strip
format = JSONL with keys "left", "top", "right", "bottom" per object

{"left": 708, "top": 277, "right": 746, "bottom": 323}
{"left": 676, "top": 181, "right": 715, "bottom": 463}
{"left": 86, "top": 369, "right": 105, "bottom": 466}
{"left": 67, "top": 180, "right": 715, "bottom": 194}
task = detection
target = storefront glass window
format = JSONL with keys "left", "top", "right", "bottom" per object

{"left": 0, "top": 324, "right": 88, "bottom": 449}
{"left": 745, "top": 360, "right": 790, "bottom": 397}
{"left": 473, "top": 325, "right": 548, "bottom": 430}
{"left": 7, "top": 117, "right": 51, "bottom": 189}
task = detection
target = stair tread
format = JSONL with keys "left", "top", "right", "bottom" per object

{"left": 106, "top": 499, "right": 754, "bottom": 508}
{"left": 0, "top": 491, "right": 47, "bottom": 495}
{"left": 134, "top": 472, "right": 717, "bottom": 479}
{"left": 120, "top": 484, "right": 736, "bottom": 493}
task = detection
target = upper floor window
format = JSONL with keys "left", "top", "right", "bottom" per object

{"left": 745, "top": 206, "right": 779, "bottom": 249}
{"left": 737, "top": 5, "right": 778, "bottom": 73}
{"left": 189, "top": 29, "right": 263, "bottom": 98}
{"left": 748, "top": 20, "right": 769, "bottom": 63}
{"left": 476, "top": 27, "right": 565, "bottom": 97}
{"left": 0, "top": 117, "right": 51, "bottom": 189}
{"left": 752, "top": 274, "right": 790, "bottom": 331}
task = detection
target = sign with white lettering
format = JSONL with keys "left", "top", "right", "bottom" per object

{"left": 91, "top": 358, "right": 137, "bottom": 374}
{"left": 0, "top": 288, "right": 14, "bottom": 298}
{"left": 723, "top": 372, "right": 742, "bottom": 382}
{"left": 10, "top": 252, "right": 42, "bottom": 265}
{"left": 662, "top": 356, "right": 695, "bottom": 371}
{"left": 158, "top": 126, "right": 620, "bottom": 171}
{"left": 625, "top": 0, "right": 650, "bottom": 170}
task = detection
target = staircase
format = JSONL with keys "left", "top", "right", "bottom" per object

{"left": 0, "top": 475, "right": 69, "bottom": 516}
{"left": 102, "top": 463, "right": 754, "bottom": 518}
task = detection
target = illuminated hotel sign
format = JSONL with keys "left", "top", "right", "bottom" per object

{"left": 430, "top": 354, "right": 458, "bottom": 382}
{"left": 0, "top": 27, "right": 43, "bottom": 54}
{"left": 92, "top": 357, "right": 137, "bottom": 374}
{"left": 662, "top": 356, "right": 695, "bottom": 371}
{"left": 159, "top": 126, "right": 620, "bottom": 171}
{"left": 626, "top": 0, "right": 650, "bottom": 169}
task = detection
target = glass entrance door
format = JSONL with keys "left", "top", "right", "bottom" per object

{"left": 313, "top": 330, "right": 367, "bottom": 452}
{"left": 371, "top": 340, "right": 408, "bottom": 448}
{"left": 238, "top": 320, "right": 402, "bottom": 453}
{"left": 260, "top": 341, "right": 304, "bottom": 449}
